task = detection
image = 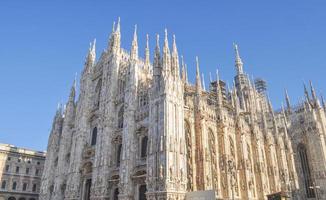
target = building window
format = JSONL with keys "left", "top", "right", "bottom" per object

{"left": 141, "top": 136, "right": 148, "bottom": 158}
{"left": 95, "top": 79, "right": 102, "bottom": 108}
{"left": 298, "top": 143, "right": 315, "bottom": 198}
{"left": 5, "top": 165, "right": 9, "bottom": 172}
{"left": 12, "top": 182, "right": 17, "bottom": 190}
{"left": 32, "top": 184, "right": 37, "bottom": 192}
{"left": 113, "top": 188, "right": 119, "bottom": 200}
{"left": 16, "top": 166, "right": 20, "bottom": 173}
{"left": 91, "top": 127, "right": 97, "bottom": 146}
{"left": 35, "top": 169, "right": 39, "bottom": 176}
{"left": 7, "top": 157, "right": 11, "bottom": 161}
{"left": 37, "top": 161, "right": 40, "bottom": 165}
{"left": 117, "top": 144, "right": 122, "bottom": 167}
{"left": 26, "top": 168, "right": 30, "bottom": 174}
{"left": 1, "top": 180, "right": 6, "bottom": 189}
{"left": 18, "top": 158, "right": 21, "bottom": 162}
{"left": 23, "top": 183, "right": 27, "bottom": 191}
{"left": 139, "top": 185, "right": 147, "bottom": 200}
{"left": 118, "top": 106, "right": 124, "bottom": 129}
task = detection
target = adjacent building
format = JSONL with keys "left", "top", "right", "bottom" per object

{"left": 40, "top": 19, "right": 326, "bottom": 200}
{"left": 0, "top": 144, "right": 46, "bottom": 200}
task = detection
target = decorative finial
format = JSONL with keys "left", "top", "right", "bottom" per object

{"left": 202, "top": 73, "right": 206, "bottom": 91}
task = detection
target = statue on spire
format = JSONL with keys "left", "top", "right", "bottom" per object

{"left": 130, "top": 24, "right": 138, "bottom": 60}
{"left": 234, "top": 43, "right": 244, "bottom": 75}
{"left": 195, "top": 56, "right": 202, "bottom": 92}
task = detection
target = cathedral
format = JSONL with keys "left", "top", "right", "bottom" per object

{"left": 40, "top": 18, "right": 326, "bottom": 200}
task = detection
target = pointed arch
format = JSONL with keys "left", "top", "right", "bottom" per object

{"left": 91, "top": 127, "right": 97, "bottom": 146}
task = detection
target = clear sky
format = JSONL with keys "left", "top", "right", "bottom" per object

{"left": 0, "top": 0, "right": 326, "bottom": 151}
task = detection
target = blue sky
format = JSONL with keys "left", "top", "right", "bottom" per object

{"left": 0, "top": 1, "right": 326, "bottom": 151}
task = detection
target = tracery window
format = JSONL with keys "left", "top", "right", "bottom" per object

{"left": 117, "top": 144, "right": 122, "bottom": 167}
{"left": 118, "top": 106, "right": 124, "bottom": 129}
{"left": 298, "top": 143, "right": 315, "bottom": 198}
{"left": 95, "top": 79, "right": 102, "bottom": 108}
{"left": 118, "top": 78, "right": 125, "bottom": 95}
{"left": 141, "top": 136, "right": 148, "bottom": 158}
{"left": 139, "top": 91, "right": 149, "bottom": 107}
{"left": 91, "top": 127, "right": 97, "bottom": 146}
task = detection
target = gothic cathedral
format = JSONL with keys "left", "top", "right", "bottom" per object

{"left": 40, "top": 19, "right": 326, "bottom": 200}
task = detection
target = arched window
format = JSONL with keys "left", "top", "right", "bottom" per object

{"left": 118, "top": 78, "right": 125, "bottom": 95}
{"left": 18, "top": 198, "right": 26, "bottom": 200}
{"left": 141, "top": 136, "right": 148, "bottom": 158}
{"left": 91, "top": 127, "right": 97, "bottom": 146}
{"left": 12, "top": 182, "right": 17, "bottom": 190}
{"left": 113, "top": 188, "right": 119, "bottom": 200}
{"left": 95, "top": 79, "right": 102, "bottom": 108}
{"left": 117, "top": 144, "right": 122, "bottom": 167}
{"left": 8, "top": 197, "right": 16, "bottom": 200}
{"left": 298, "top": 143, "right": 315, "bottom": 198}
{"left": 185, "top": 121, "right": 193, "bottom": 191}
{"left": 32, "top": 183, "right": 37, "bottom": 192}
{"left": 118, "top": 106, "right": 124, "bottom": 129}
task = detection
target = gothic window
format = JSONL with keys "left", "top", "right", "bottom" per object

{"left": 5, "top": 164, "right": 9, "bottom": 172}
{"left": 12, "top": 182, "right": 17, "bottom": 190}
{"left": 139, "top": 91, "right": 149, "bottom": 107}
{"left": 298, "top": 143, "right": 315, "bottom": 198}
{"left": 117, "top": 144, "right": 122, "bottom": 167}
{"left": 113, "top": 188, "right": 119, "bottom": 200}
{"left": 95, "top": 79, "right": 102, "bottom": 108}
{"left": 118, "top": 106, "right": 124, "bottom": 129}
{"left": 8, "top": 198, "right": 16, "bottom": 200}
{"left": 26, "top": 167, "right": 29, "bottom": 174}
{"left": 91, "top": 127, "right": 97, "bottom": 146}
{"left": 185, "top": 120, "right": 193, "bottom": 191}
{"left": 61, "top": 184, "right": 66, "bottom": 195}
{"left": 49, "top": 184, "right": 54, "bottom": 195}
{"left": 139, "top": 185, "right": 147, "bottom": 200}
{"left": 16, "top": 166, "right": 19, "bottom": 173}
{"left": 1, "top": 180, "right": 6, "bottom": 189}
{"left": 118, "top": 78, "right": 125, "bottom": 95}
{"left": 84, "top": 179, "right": 92, "bottom": 200}
{"left": 141, "top": 136, "right": 148, "bottom": 158}
{"left": 229, "top": 136, "right": 235, "bottom": 157}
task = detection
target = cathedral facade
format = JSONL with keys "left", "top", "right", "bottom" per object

{"left": 40, "top": 19, "right": 326, "bottom": 200}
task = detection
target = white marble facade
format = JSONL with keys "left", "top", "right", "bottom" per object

{"left": 40, "top": 19, "right": 326, "bottom": 200}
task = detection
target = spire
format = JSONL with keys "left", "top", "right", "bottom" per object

{"left": 309, "top": 81, "right": 318, "bottom": 102}
{"left": 285, "top": 89, "right": 291, "bottom": 113}
{"left": 144, "top": 34, "right": 150, "bottom": 69}
{"left": 68, "top": 77, "right": 76, "bottom": 103}
{"left": 185, "top": 64, "right": 188, "bottom": 83}
{"left": 304, "top": 82, "right": 310, "bottom": 102}
{"left": 209, "top": 72, "right": 212, "bottom": 83}
{"left": 116, "top": 17, "right": 121, "bottom": 34}
{"left": 162, "top": 29, "right": 171, "bottom": 73}
{"left": 111, "top": 17, "right": 121, "bottom": 52}
{"left": 181, "top": 55, "right": 186, "bottom": 83}
{"left": 321, "top": 94, "right": 326, "bottom": 110}
{"left": 153, "top": 34, "right": 161, "bottom": 77}
{"left": 202, "top": 73, "right": 206, "bottom": 91}
{"left": 234, "top": 43, "right": 244, "bottom": 75}
{"left": 130, "top": 24, "right": 138, "bottom": 60}
{"left": 195, "top": 56, "right": 202, "bottom": 92}
{"left": 85, "top": 39, "right": 96, "bottom": 72}
{"left": 171, "top": 34, "right": 180, "bottom": 78}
